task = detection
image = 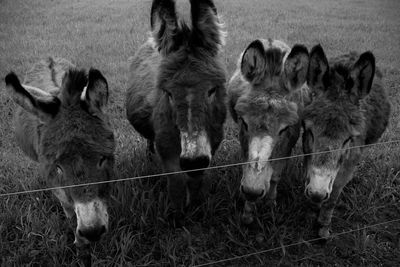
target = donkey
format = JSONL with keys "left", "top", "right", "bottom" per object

{"left": 4, "top": 57, "right": 115, "bottom": 247}
{"left": 228, "top": 39, "right": 310, "bottom": 224}
{"left": 302, "top": 45, "right": 390, "bottom": 238}
{"left": 126, "top": 0, "right": 226, "bottom": 222}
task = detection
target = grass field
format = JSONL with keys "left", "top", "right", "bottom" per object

{"left": 1, "top": 0, "right": 400, "bottom": 266}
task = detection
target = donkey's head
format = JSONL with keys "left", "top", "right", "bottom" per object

{"left": 235, "top": 40, "right": 309, "bottom": 201}
{"left": 5, "top": 69, "right": 115, "bottom": 245}
{"left": 303, "top": 45, "right": 375, "bottom": 204}
{"left": 151, "top": 0, "right": 226, "bottom": 175}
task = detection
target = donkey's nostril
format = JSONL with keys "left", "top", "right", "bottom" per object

{"left": 310, "top": 194, "right": 322, "bottom": 203}
{"left": 241, "top": 187, "right": 264, "bottom": 202}
{"left": 180, "top": 156, "right": 210, "bottom": 176}
{"left": 305, "top": 188, "right": 311, "bottom": 199}
{"left": 309, "top": 193, "right": 328, "bottom": 204}
{"left": 323, "top": 193, "right": 329, "bottom": 201}
{"left": 78, "top": 225, "right": 106, "bottom": 243}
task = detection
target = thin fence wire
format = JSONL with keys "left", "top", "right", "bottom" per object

{"left": 0, "top": 139, "right": 399, "bottom": 197}
{"left": 193, "top": 217, "right": 400, "bottom": 267}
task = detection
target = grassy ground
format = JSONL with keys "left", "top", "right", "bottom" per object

{"left": 1, "top": 0, "right": 400, "bottom": 266}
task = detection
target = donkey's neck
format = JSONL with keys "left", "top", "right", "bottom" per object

{"left": 285, "top": 84, "right": 312, "bottom": 110}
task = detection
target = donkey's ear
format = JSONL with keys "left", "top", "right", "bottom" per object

{"left": 151, "top": 0, "right": 180, "bottom": 55}
{"left": 5, "top": 72, "right": 60, "bottom": 121}
{"left": 308, "top": 44, "right": 329, "bottom": 91}
{"left": 81, "top": 69, "right": 108, "bottom": 116}
{"left": 190, "top": 0, "right": 224, "bottom": 55}
{"left": 284, "top": 44, "right": 309, "bottom": 91}
{"left": 349, "top": 51, "right": 375, "bottom": 99}
{"left": 240, "top": 40, "right": 266, "bottom": 84}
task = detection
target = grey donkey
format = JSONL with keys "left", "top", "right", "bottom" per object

{"left": 5, "top": 57, "right": 115, "bottom": 249}
{"left": 228, "top": 39, "right": 311, "bottom": 225}
{"left": 302, "top": 45, "right": 390, "bottom": 238}
{"left": 126, "top": 0, "right": 227, "bottom": 224}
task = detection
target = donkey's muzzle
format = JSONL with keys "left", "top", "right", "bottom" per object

{"left": 180, "top": 155, "right": 210, "bottom": 177}
{"left": 241, "top": 186, "right": 264, "bottom": 202}
{"left": 78, "top": 225, "right": 106, "bottom": 243}
{"left": 74, "top": 199, "right": 109, "bottom": 245}
{"left": 305, "top": 188, "right": 329, "bottom": 204}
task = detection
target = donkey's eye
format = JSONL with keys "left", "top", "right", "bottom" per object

{"left": 304, "top": 129, "right": 314, "bottom": 146}
{"left": 240, "top": 117, "right": 248, "bottom": 131}
{"left": 342, "top": 137, "right": 352, "bottom": 147}
{"left": 306, "top": 129, "right": 314, "bottom": 140}
{"left": 345, "top": 78, "right": 355, "bottom": 91}
{"left": 302, "top": 129, "right": 314, "bottom": 154}
{"left": 279, "top": 126, "right": 289, "bottom": 135}
{"left": 98, "top": 156, "right": 107, "bottom": 169}
{"left": 56, "top": 165, "right": 63, "bottom": 176}
{"left": 164, "top": 90, "right": 172, "bottom": 99}
{"left": 208, "top": 87, "right": 217, "bottom": 97}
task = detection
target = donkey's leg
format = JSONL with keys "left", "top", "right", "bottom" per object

{"left": 163, "top": 160, "right": 187, "bottom": 227}
{"left": 167, "top": 174, "right": 187, "bottom": 226}
{"left": 242, "top": 175, "right": 278, "bottom": 225}
{"left": 267, "top": 179, "right": 278, "bottom": 206}
{"left": 154, "top": 117, "right": 185, "bottom": 225}
{"left": 146, "top": 139, "right": 156, "bottom": 162}
{"left": 241, "top": 200, "right": 257, "bottom": 225}
{"left": 147, "top": 139, "right": 155, "bottom": 154}
{"left": 186, "top": 173, "right": 204, "bottom": 208}
{"left": 318, "top": 160, "right": 358, "bottom": 238}
{"left": 76, "top": 243, "right": 91, "bottom": 267}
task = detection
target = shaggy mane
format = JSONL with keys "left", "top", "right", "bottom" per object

{"left": 61, "top": 68, "right": 88, "bottom": 105}
{"left": 304, "top": 99, "right": 364, "bottom": 139}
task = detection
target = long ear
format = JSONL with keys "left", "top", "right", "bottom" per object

{"left": 190, "top": 0, "right": 224, "bottom": 55}
{"left": 283, "top": 44, "right": 309, "bottom": 91}
{"left": 81, "top": 69, "right": 109, "bottom": 116}
{"left": 240, "top": 40, "right": 266, "bottom": 84}
{"left": 307, "top": 44, "right": 329, "bottom": 91}
{"left": 349, "top": 51, "right": 375, "bottom": 99}
{"left": 5, "top": 72, "right": 60, "bottom": 121}
{"left": 151, "top": 0, "right": 181, "bottom": 55}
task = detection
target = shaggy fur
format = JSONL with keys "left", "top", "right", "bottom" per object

{"left": 302, "top": 45, "right": 390, "bottom": 238}
{"left": 126, "top": 0, "right": 227, "bottom": 220}
{"left": 228, "top": 39, "right": 310, "bottom": 224}
{"left": 5, "top": 57, "right": 115, "bottom": 245}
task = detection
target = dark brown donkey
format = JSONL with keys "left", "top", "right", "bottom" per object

{"left": 228, "top": 39, "right": 310, "bottom": 224}
{"left": 5, "top": 57, "right": 115, "bottom": 247}
{"left": 302, "top": 45, "right": 390, "bottom": 238}
{"left": 126, "top": 0, "right": 226, "bottom": 222}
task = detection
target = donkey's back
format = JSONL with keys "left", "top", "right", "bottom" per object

{"left": 331, "top": 53, "right": 390, "bottom": 145}
{"left": 126, "top": 39, "right": 160, "bottom": 141}
{"left": 302, "top": 47, "right": 390, "bottom": 239}
{"left": 14, "top": 57, "right": 74, "bottom": 161}
{"left": 362, "top": 70, "right": 390, "bottom": 144}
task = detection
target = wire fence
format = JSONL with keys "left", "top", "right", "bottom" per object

{"left": 1, "top": 138, "right": 399, "bottom": 265}
{"left": 0, "top": 139, "right": 399, "bottom": 197}
{"left": 193, "top": 217, "right": 400, "bottom": 267}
